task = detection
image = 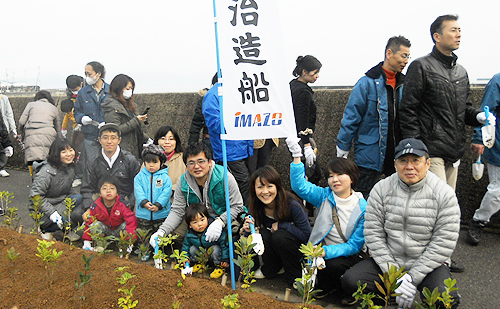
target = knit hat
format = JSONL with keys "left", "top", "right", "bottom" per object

{"left": 142, "top": 144, "right": 167, "bottom": 163}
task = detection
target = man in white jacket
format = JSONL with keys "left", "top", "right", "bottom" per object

{"left": 0, "top": 94, "right": 17, "bottom": 177}
{"left": 341, "top": 138, "right": 460, "bottom": 308}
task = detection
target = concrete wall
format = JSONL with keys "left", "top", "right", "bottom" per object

{"left": 5, "top": 88, "right": 496, "bottom": 227}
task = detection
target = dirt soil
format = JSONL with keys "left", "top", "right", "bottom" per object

{"left": 0, "top": 227, "right": 325, "bottom": 309}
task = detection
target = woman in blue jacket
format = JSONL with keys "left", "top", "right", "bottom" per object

{"left": 243, "top": 165, "right": 311, "bottom": 286}
{"left": 287, "top": 137, "right": 366, "bottom": 299}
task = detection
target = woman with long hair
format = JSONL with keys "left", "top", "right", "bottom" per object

{"left": 153, "top": 125, "right": 186, "bottom": 192}
{"left": 102, "top": 74, "right": 148, "bottom": 159}
{"left": 18, "top": 90, "right": 60, "bottom": 175}
{"left": 29, "top": 138, "right": 83, "bottom": 241}
{"left": 243, "top": 165, "right": 311, "bottom": 285}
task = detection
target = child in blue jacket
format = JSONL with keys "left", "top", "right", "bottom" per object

{"left": 134, "top": 144, "right": 173, "bottom": 248}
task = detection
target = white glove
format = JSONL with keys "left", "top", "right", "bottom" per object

{"left": 98, "top": 122, "right": 105, "bottom": 129}
{"left": 49, "top": 211, "right": 64, "bottom": 229}
{"left": 182, "top": 264, "right": 193, "bottom": 275}
{"left": 336, "top": 146, "right": 349, "bottom": 158}
{"left": 395, "top": 274, "right": 416, "bottom": 308}
{"left": 477, "top": 111, "right": 497, "bottom": 126}
{"left": 143, "top": 138, "right": 154, "bottom": 148}
{"left": 81, "top": 116, "right": 93, "bottom": 126}
{"left": 82, "top": 240, "right": 94, "bottom": 251}
{"left": 286, "top": 137, "right": 303, "bottom": 158}
{"left": 205, "top": 218, "right": 224, "bottom": 242}
{"left": 149, "top": 230, "right": 165, "bottom": 248}
{"left": 61, "top": 129, "right": 67, "bottom": 138}
{"left": 304, "top": 145, "right": 316, "bottom": 167}
{"left": 250, "top": 233, "right": 265, "bottom": 255}
{"left": 4, "top": 146, "right": 13, "bottom": 157}
{"left": 74, "top": 124, "right": 82, "bottom": 131}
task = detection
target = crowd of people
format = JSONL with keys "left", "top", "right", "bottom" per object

{"left": 2, "top": 13, "right": 500, "bottom": 309}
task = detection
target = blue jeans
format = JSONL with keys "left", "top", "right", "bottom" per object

{"left": 189, "top": 245, "right": 222, "bottom": 265}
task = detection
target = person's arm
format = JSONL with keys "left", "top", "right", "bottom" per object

{"left": 73, "top": 93, "right": 85, "bottom": 124}
{"left": 188, "top": 98, "right": 205, "bottom": 145}
{"left": 3, "top": 97, "right": 17, "bottom": 135}
{"left": 364, "top": 182, "right": 398, "bottom": 274}
{"left": 407, "top": 185, "right": 460, "bottom": 286}
{"left": 218, "top": 228, "right": 230, "bottom": 261}
{"left": 18, "top": 103, "right": 30, "bottom": 133}
{"left": 181, "top": 235, "right": 192, "bottom": 258}
{"left": 80, "top": 163, "right": 97, "bottom": 209}
{"left": 399, "top": 60, "right": 425, "bottom": 139}
{"left": 134, "top": 172, "right": 149, "bottom": 209}
{"left": 277, "top": 200, "right": 311, "bottom": 243}
{"left": 158, "top": 183, "right": 187, "bottom": 235}
{"left": 472, "top": 75, "right": 500, "bottom": 145}
{"left": 103, "top": 106, "right": 141, "bottom": 135}
{"left": 122, "top": 205, "right": 138, "bottom": 240}
{"left": 29, "top": 169, "right": 57, "bottom": 216}
{"left": 218, "top": 172, "right": 244, "bottom": 225}
{"left": 202, "top": 89, "right": 221, "bottom": 135}
{"left": 336, "top": 79, "right": 370, "bottom": 153}
{"left": 289, "top": 161, "right": 327, "bottom": 207}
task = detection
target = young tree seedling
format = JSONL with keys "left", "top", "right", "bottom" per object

{"left": 233, "top": 235, "right": 257, "bottom": 291}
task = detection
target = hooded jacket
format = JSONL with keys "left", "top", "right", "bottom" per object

{"left": 337, "top": 62, "right": 404, "bottom": 172}
{"left": 365, "top": 171, "right": 460, "bottom": 286}
{"left": 290, "top": 162, "right": 366, "bottom": 260}
{"left": 134, "top": 166, "right": 173, "bottom": 221}
{"left": 399, "top": 46, "right": 481, "bottom": 162}
{"left": 182, "top": 216, "right": 229, "bottom": 261}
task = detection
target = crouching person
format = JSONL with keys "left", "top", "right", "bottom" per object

{"left": 341, "top": 138, "right": 460, "bottom": 308}
{"left": 182, "top": 203, "right": 229, "bottom": 277}
{"left": 82, "top": 176, "right": 138, "bottom": 250}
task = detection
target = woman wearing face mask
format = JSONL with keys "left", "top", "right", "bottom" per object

{"left": 73, "top": 61, "right": 109, "bottom": 174}
{"left": 101, "top": 74, "right": 148, "bottom": 159}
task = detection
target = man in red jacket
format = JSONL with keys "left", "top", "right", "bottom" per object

{"left": 82, "top": 176, "right": 137, "bottom": 250}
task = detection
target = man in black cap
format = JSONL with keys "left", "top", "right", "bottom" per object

{"left": 79, "top": 123, "right": 140, "bottom": 223}
{"left": 341, "top": 138, "right": 460, "bottom": 308}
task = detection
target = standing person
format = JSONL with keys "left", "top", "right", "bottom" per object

{"left": 337, "top": 36, "right": 411, "bottom": 199}
{"left": 290, "top": 55, "right": 322, "bottom": 216}
{"left": 247, "top": 138, "right": 279, "bottom": 176}
{"left": 341, "top": 138, "right": 461, "bottom": 308}
{"left": 0, "top": 115, "right": 13, "bottom": 180}
{"left": 102, "top": 74, "right": 148, "bottom": 159}
{"left": 188, "top": 87, "right": 212, "bottom": 153}
{"left": 203, "top": 75, "right": 253, "bottom": 206}
{"left": 134, "top": 144, "right": 172, "bottom": 252}
{"left": 29, "top": 138, "right": 82, "bottom": 241}
{"left": 60, "top": 75, "right": 85, "bottom": 187}
{"left": 399, "top": 15, "right": 494, "bottom": 273}
{"left": 468, "top": 73, "right": 500, "bottom": 245}
{"left": 153, "top": 126, "right": 186, "bottom": 192}
{"left": 18, "top": 90, "right": 60, "bottom": 175}
{"left": 73, "top": 61, "right": 109, "bottom": 179}
{"left": 242, "top": 165, "right": 311, "bottom": 286}
{"left": 0, "top": 93, "right": 17, "bottom": 177}
{"left": 287, "top": 137, "right": 366, "bottom": 301}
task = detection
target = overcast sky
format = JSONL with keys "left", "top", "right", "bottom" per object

{"left": 1, "top": 0, "right": 498, "bottom": 93}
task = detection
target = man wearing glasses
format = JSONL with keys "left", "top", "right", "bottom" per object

{"left": 336, "top": 35, "right": 411, "bottom": 199}
{"left": 79, "top": 123, "right": 140, "bottom": 222}
{"left": 341, "top": 138, "right": 460, "bottom": 309}
{"left": 150, "top": 142, "right": 245, "bottom": 244}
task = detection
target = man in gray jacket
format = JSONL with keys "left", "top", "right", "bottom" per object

{"left": 341, "top": 138, "right": 460, "bottom": 308}
{"left": 149, "top": 142, "right": 245, "bottom": 246}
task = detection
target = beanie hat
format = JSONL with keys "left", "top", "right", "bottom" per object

{"left": 142, "top": 144, "right": 167, "bottom": 163}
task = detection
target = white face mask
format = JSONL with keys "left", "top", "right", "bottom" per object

{"left": 71, "top": 90, "right": 79, "bottom": 95}
{"left": 85, "top": 74, "right": 99, "bottom": 86}
{"left": 123, "top": 89, "right": 133, "bottom": 99}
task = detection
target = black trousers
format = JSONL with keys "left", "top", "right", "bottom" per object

{"left": 341, "top": 257, "right": 460, "bottom": 308}
{"left": 316, "top": 254, "right": 363, "bottom": 294}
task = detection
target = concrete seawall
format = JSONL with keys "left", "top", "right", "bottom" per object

{"left": 4, "top": 88, "right": 495, "bottom": 227}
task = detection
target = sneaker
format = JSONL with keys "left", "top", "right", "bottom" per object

{"left": 467, "top": 219, "right": 486, "bottom": 246}
{"left": 41, "top": 232, "right": 54, "bottom": 240}
{"left": 253, "top": 267, "right": 265, "bottom": 279}
{"left": 0, "top": 169, "right": 10, "bottom": 177}
{"left": 65, "top": 230, "right": 81, "bottom": 241}
{"left": 449, "top": 259, "right": 465, "bottom": 273}
{"left": 210, "top": 267, "right": 225, "bottom": 279}
{"left": 72, "top": 178, "right": 82, "bottom": 187}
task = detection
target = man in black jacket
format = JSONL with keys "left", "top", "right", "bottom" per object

{"left": 399, "top": 14, "right": 495, "bottom": 274}
{"left": 79, "top": 123, "right": 140, "bottom": 222}
{"left": 400, "top": 14, "right": 492, "bottom": 190}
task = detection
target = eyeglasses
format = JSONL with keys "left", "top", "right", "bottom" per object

{"left": 398, "top": 53, "right": 411, "bottom": 60}
{"left": 100, "top": 135, "right": 119, "bottom": 141}
{"left": 397, "top": 157, "right": 423, "bottom": 166}
{"left": 186, "top": 159, "right": 209, "bottom": 168}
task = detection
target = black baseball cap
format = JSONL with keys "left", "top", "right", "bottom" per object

{"left": 394, "top": 138, "right": 428, "bottom": 160}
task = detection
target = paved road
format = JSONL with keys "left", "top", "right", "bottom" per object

{"left": 1, "top": 168, "right": 499, "bottom": 308}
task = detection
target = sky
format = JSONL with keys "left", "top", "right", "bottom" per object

{"left": 1, "top": 0, "right": 498, "bottom": 93}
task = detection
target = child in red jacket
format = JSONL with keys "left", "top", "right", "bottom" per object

{"left": 82, "top": 176, "right": 137, "bottom": 250}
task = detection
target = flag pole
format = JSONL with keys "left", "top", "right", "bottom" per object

{"left": 212, "top": 0, "right": 236, "bottom": 290}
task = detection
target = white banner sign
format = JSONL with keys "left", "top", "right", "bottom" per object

{"left": 215, "top": 0, "right": 296, "bottom": 140}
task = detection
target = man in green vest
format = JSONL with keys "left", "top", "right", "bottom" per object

{"left": 150, "top": 142, "right": 245, "bottom": 245}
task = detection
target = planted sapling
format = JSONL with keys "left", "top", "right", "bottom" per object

{"left": 35, "top": 239, "right": 63, "bottom": 285}
{"left": 0, "top": 190, "right": 14, "bottom": 218}
{"left": 87, "top": 219, "right": 116, "bottom": 254}
{"left": 75, "top": 254, "right": 94, "bottom": 305}
{"left": 116, "top": 230, "right": 135, "bottom": 259}
{"left": 194, "top": 246, "right": 214, "bottom": 279}
{"left": 295, "top": 242, "right": 325, "bottom": 305}
{"left": 29, "top": 195, "right": 45, "bottom": 236}
{"left": 220, "top": 293, "right": 241, "bottom": 309}
{"left": 3, "top": 206, "right": 20, "bottom": 231}
{"left": 233, "top": 235, "right": 257, "bottom": 291}
{"left": 170, "top": 249, "right": 190, "bottom": 280}
{"left": 115, "top": 267, "right": 138, "bottom": 309}
{"left": 134, "top": 228, "right": 151, "bottom": 261}
{"left": 6, "top": 247, "right": 20, "bottom": 280}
